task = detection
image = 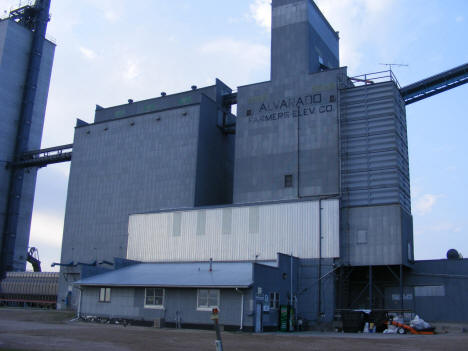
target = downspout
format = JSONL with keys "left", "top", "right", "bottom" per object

{"left": 297, "top": 104, "right": 301, "bottom": 198}
{"left": 318, "top": 199, "right": 322, "bottom": 320}
{"left": 77, "top": 287, "right": 82, "bottom": 319}
{"left": 290, "top": 253, "right": 293, "bottom": 306}
{"left": 235, "top": 288, "right": 244, "bottom": 330}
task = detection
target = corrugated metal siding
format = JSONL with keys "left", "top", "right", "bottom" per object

{"left": 0, "top": 272, "right": 59, "bottom": 296}
{"left": 127, "top": 200, "right": 339, "bottom": 262}
{"left": 340, "top": 82, "right": 411, "bottom": 213}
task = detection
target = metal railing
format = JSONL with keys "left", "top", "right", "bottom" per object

{"left": 349, "top": 70, "right": 401, "bottom": 89}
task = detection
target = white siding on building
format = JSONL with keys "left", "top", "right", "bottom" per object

{"left": 127, "top": 199, "right": 339, "bottom": 262}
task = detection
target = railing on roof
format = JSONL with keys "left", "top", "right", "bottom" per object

{"left": 349, "top": 70, "right": 401, "bottom": 89}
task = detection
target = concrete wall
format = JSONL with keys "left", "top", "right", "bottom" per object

{"left": 0, "top": 19, "right": 55, "bottom": 271}
{"left": 80, "top": 287, "right": 251, "bottom": 328}
{"left": 234, "top": 68, "right": 347, "bottom": 203}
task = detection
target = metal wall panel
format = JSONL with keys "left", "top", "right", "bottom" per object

{"left": 340, "top": 81, "right": 411, "bottom": 213}
{"left": 234, "top": 69, "right": 345, "bottom": 203}
{"left": 80, "top": 287, "right": 252, "bottom": 327}
{"left": 0, "top": 20, "right": 55, "bottom": 271}
{"left": 127, "top": 199, "right": 339, "bottom": 262}
{"left": 0, "top": 272, "right": 58, "bottom": 296}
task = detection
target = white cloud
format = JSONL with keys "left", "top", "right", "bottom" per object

{"left": 79, "top": 46, "right": 96, "bottom": 60}
{"left": 414, "top": 193, "right": 441, "bottom": 215}
{"left": 247, "top": 0, "right": 396, "bottom": 73}
{"left": 415, "top": 222, "right": 462, "bottom": 235}
{"left": 249, "top": 0, "right": 271, "bottom": 30}
{"left": 123, "top": 59, "right": 141, "bottom": 80}
{"left": 83, "top": 0, "right": 125, "bottom": 23}
{"left": 104, "top": 10, "right": 120, "bottom": 22}
{"left": 29, "top": 211, "right": 64, "bottom": 249}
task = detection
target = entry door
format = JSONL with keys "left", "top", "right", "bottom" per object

{"left": 255, "top": 303, "right": 263, "bottom": 333}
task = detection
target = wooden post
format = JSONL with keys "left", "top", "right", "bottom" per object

{"left": 211, "top": 308, "right": 223, "bottom": 351}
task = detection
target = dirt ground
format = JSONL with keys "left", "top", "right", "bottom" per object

{"left": 0, "top": 309, "right": 467, "bottom": 351}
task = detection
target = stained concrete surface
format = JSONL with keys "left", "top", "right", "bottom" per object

{"left": 0, "top": 309, "right": 467, "bottom": 351}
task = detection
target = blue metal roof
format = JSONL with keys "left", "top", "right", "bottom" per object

{"left": 74, "top": 262, "right": 254, "bottom": 288}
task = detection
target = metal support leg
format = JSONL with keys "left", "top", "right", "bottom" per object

{"left": 399, "top": 265, "right": 404, "bottom": 312}
{"left": 369, "top": 265, "right": 373, "bottom": 310}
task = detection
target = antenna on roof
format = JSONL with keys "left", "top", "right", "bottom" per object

{"left": 379, "top": 63, "right": 409, "bottom": 71}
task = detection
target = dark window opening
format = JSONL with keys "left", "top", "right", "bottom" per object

{"left": 284, "top": 174, "right": 293, "bottom": 188}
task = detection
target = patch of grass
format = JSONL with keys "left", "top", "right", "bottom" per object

{"left": 0, "top": 309, "right": 76, "bottom": 324}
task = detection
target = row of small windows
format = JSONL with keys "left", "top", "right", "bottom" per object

{"left": 99, "top": 287, "right": 220, "bottom": 310}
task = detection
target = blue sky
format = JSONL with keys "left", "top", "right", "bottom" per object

{"left": 1, "top": 0, "right": 467, "bottom": 270}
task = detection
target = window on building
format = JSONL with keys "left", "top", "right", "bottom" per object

{"left": 270, "top": 292, "right": 280, "bottom": 309}
{"left": 144, "top": 288, "right": 165, "bottom": 308}
{"left": 284, "top": 174, "right": 293, "bottom": 188}
{"left": 414, "top": 285, "right": 445, "bottom": 297}
{"left": 357, "top": 230, "right": 367, "bottom": 244}
{"left": 99, "top": 287, "right": 111, "bottom": 302}
{"left": 197, "top": 289, "right": 220, "bottom": 310}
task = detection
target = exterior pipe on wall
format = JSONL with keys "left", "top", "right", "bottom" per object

{"left": 77, "top": 287, "right": 82, "bottom": 319}
{"left": 290, "top": 253, "right": 293, "bottom": 304}
{"left": 235, "top": 288, "right": 244, "bottom": 330}
{"left": 318, "top": 199, "right": 322, "bottom": 320}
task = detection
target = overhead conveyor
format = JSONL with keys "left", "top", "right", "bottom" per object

{"left": 10, "top": 64, "right": 468, "bottom": 170}
{"left": 400, "top": 63, "right": 468, "bottom": 105}
{"left": 12, "top": 143, "right": 73, "bottom": 169}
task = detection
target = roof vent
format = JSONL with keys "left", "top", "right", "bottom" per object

{"left": 161, "top": 92, "right": 167, "bottom": 97}
{"left": 447, "top": 249, "right": 462, "bottom": 259}
{"left": 128, "top": 99, "right": 134, "bottom": 104}
{"left": 191, "top": 85, "right": 197, "bottom": 90}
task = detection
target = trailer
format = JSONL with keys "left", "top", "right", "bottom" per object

{"left": 0, "top": 272, "right": 58, "bottom": 309}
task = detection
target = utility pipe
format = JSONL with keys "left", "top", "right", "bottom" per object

{"left": 318, "top": 199, "right": 322, "bottom": 320}
{"left": 77, "top": 287, "right": 82, "bottom": 319}
{"left": 235, "top": 288, "right": 244, "bottom": 330}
